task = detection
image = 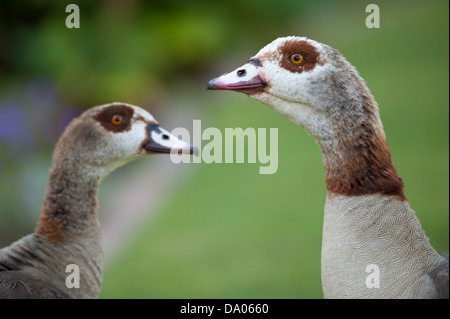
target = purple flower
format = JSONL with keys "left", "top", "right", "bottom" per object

{"left": 0, "top": 103, "right": 31, "bottom": 144}
{"left": 58, "top": 107, "right": 83, "bottom": 134}
{"left": 25, "top": 75, "right": 57, "bottom": 111}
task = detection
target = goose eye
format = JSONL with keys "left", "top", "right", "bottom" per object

{"left": 111, "top": 114, "right": 125, "bottom": 125}
{"left": 289, "top": 53, "right": 304, "bottom": 65}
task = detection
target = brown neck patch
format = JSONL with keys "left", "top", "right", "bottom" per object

{"left": 94, "top": 104, "right": 134, "bottom": 133}
{"left": 35, "top": 214, "right": 65, "bottom": 243}
{"left": 322, "top": 124, "right": 406, "bottom": 201}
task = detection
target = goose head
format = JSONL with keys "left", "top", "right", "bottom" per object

{"left": 207, "top": 36, "right": 381, "bottom": 141}
{"left": 55, "top": 102, "right": 195, "bottom": 179}
{"left": 207, "top": 36, "right": 406, "bottom": 199}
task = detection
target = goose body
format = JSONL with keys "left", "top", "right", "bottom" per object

{"left": 0, "top": 103, "right": 194, "bottom": 298}
{"left": 207, "top": 36, "right": 449, "bottom": 298}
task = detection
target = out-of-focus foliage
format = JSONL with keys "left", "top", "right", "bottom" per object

{"left": 1, "top": 0, "right": 314, "bottom": 106}
{"left": 0, "top": 0, "right": 313, "bottom": 240}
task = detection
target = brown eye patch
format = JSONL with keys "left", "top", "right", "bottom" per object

{"left": 94, "top": 104, "right": 134, "bottom": 133}
{"left": 279, "top": 40, "right": 322, "bottom": 74}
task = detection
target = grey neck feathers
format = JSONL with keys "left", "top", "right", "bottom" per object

{"left": 37, "top": 150, "right": 102, "bottom": 241}
{"left": 317, "top": 108, "right": 405, "bottom": 200}
{"left": 314, "top": 66, "right": 405, "bottom": 199}
{"left": 0, "top": 144, "right": 104, "bottom": 298}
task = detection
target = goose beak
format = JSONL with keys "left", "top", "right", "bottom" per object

{"left": 206, "top": 58, "right": 267, "bottom": 95}
{"left": 143, "top": 123, "right": 197, "bottom": 155}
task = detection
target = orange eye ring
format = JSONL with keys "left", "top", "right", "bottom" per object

{"left": 111, "top": 114, "right": 125, "bottom": 125}
{"left": 289, "top": 53, "right": 304, "bottom": 65}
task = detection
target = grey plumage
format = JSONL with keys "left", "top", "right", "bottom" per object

{"left": 0, "top": 271, "right": 70, "bottom": 299}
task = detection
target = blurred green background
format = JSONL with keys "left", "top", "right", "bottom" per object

{"left": 0, "top": 0, "right": 448, "bottom": 298}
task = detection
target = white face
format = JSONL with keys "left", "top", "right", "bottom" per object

{"left": 207, "top": 36, "right": 368, "bottom": 140}
{"left": 252, "top": 37, "right": 332, "bottom": 107}
{"left": 64, "top": 103, "right": 194, "bottom": 172}
{"left": 208, "top": 37, "right": 334, "bottom": 103}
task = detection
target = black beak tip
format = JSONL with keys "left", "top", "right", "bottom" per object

{"left": 206, "top": 79, "right": 217, "bottom": 90}
{"left": 191, "top": 145, "right": 199, "bottom": 156}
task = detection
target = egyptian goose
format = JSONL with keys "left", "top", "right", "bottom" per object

{"left": 207, "top": 36, "right": 449, "bottom": 299}
{"left": 0, "top": 103, "right": 194, "bottom": 298}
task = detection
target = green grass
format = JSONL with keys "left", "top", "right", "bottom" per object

{"left": 100, "top": 0, "right": 449, "bottom": 298}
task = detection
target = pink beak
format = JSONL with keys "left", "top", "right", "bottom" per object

{"left": 206, "top": 58, "right": 267, "bottom": 95}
